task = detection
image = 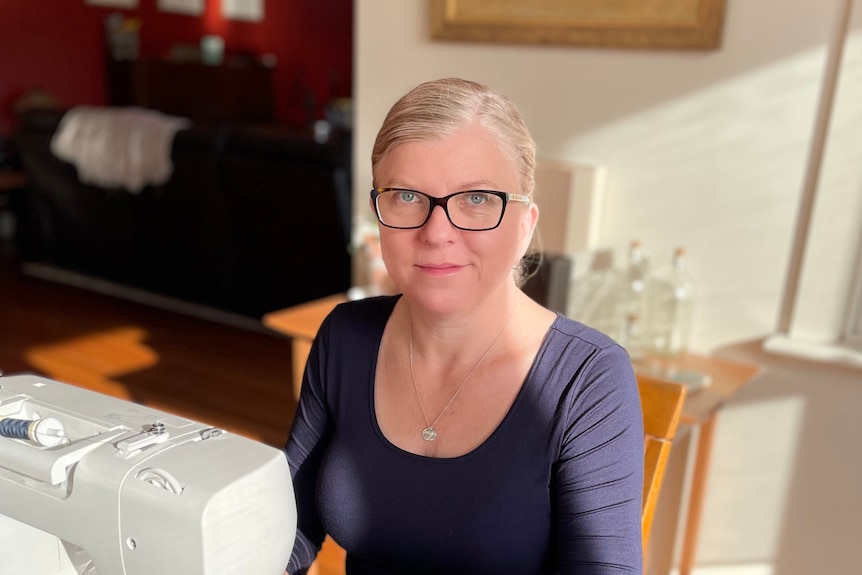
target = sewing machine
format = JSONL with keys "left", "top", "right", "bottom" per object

{"left": 0, "top": 373, "right": 296, "bottom": 575}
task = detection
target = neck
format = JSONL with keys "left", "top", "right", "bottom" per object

{"left": 408, "top": 296, "right": 520, "bottom": 376}
{"left": 406, "top": 288, "right": 523, "bottom": 356}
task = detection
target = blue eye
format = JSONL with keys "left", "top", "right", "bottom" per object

{"left": 467, "top": 193, "right": 488, "bottom": 205}
{"left": 398, "top": 191, "right": 417, "bottom": 202}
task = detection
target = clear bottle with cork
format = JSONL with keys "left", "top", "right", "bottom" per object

{"left": 616, "top": 240, "right": 650, "bottom": 359}
{"left": 644, "top": 246, "right": 696, "bottom": 356}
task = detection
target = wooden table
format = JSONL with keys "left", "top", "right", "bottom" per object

{"left": 634, "top": 354, "right": 760, "bottom": 574}
{"left": 263, "top": 294, "right": 347, "bottom": 399}
{"left": 264, "top": 295, "right": 760, "bottom": 573}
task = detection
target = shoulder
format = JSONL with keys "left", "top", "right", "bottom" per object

{"left": 545, "top": 314, "right": 631, "bottom": 366}
{"left": 320, "top": 295, "right": 399, "bottom": 339}
{"left": 328, "top": 294, "right": 399, "bottom": 321}
{"left": 535, "top": 314, "right": 638, "bottom": 412}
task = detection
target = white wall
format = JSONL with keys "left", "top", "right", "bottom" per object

{"left": 706, "top": 341, "right": 862, "bottom": 575}
{"left": 355, "top": 0, "right": 861, "bottom": 354}
{"left": 355, "top": 1, "right": 862, "bottom": 574}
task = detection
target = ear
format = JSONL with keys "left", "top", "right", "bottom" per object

{"left": 518, "top": 201, "right": 539, "bottom": 256}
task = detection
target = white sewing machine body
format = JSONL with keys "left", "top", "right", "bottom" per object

{"left": 0, "top": 373, "right": 296, "bottom": 575}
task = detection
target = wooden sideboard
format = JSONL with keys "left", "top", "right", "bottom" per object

{"left": 107, "top": 58, "right": 276, "bottom": 123}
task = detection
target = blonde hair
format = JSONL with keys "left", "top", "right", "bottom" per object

{"left": 371, "top": 78, "right": 536, "bottom": 197}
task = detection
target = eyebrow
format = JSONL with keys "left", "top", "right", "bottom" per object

{"left": 455, "top": 178, "right": 499, "bottom": 190}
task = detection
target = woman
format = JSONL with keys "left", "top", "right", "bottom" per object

{"left": 286, "top": 78, "right": 643, "bottom": 574}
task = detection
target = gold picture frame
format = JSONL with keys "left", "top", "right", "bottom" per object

{"left": 430, "top": 0, "right": 727, "bottom": 51}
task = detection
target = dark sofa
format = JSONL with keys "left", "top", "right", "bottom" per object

{"left": 12, "top": 109, "right": 352, "bottom": 320}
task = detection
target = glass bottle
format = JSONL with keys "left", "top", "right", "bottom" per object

{"left": 644, "top": 246, "right": 696, "bottom": 356}
{"left": 616, "top": 240, "right": 650, "bottom": 356}
{"left": 567, "top": 247, "right": 622, "bottom": 337}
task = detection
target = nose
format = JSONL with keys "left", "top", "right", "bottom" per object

{"left": 419, "top": 203, "right": 457, "bottom": 241}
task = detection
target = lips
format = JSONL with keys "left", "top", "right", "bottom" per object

{"left": 416, "top": 263, "right": 464, "bottom": 275}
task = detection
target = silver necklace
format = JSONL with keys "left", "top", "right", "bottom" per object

{"left": 408, "top": 301, "right": 517, "bottom": 442}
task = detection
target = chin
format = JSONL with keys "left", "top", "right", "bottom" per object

{"left": 402, "top": 286, "right": 471, "bottom": 316}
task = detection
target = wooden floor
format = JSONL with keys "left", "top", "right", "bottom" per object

{"left": 0, "top": 246, "right": 299, "bottom": 446}
{"left": 0, "top": 244, "right": 348, "bottom": 574}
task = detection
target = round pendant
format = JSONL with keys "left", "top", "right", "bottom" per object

{"left": 421, "top": 426, "right": 438, "bottom": 441}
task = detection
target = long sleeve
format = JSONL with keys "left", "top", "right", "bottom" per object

{"left": 553, "top": 344, "right": 644, "bottom": 573}
{"left": 285, "top": 314, "right": 336, "bottom": 575}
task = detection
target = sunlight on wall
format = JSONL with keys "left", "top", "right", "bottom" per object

{"left": 709, "top": 340, "right": 862, "bottom": 575}
{"left": 673, "top": 562, "right": 774, "bottom": 575}
{"left": 794, "top": 29, "right": 862, "bottom": 342}
{"left": 697, "top": 395, "right": 805, "bottom": 565}
{"left": 559, "top": 47, "right": 829, "bottom": 353}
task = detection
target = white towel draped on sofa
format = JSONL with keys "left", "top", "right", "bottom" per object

{"left": 50, "top": 106, "right": 190, "bottom": 193}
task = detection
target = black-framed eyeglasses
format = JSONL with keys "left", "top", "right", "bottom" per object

{"left": 371, "top": 188, "right": 530, "bottom": 231}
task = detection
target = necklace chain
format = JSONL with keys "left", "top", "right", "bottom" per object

{"left": 408, "top": 301, "right": 518, "bottom": 442}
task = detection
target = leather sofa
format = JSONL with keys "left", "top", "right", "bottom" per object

{"left": 12, "top": 109, "right": 352, "bottom": 320}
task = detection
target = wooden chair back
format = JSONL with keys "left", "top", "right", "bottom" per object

{"left": 638, "top": 373, "right": 687, "bottom": 549}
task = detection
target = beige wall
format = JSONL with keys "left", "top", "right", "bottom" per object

{"left": 354, "top": 0, "right": 862, "bottom": 353}
{"left": 355, "top": 1, "right": 862, "bottom": 574}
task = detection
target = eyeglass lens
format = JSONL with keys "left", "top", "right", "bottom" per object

{"left": 376, "top": 190, "right": 504, "bottom": 230}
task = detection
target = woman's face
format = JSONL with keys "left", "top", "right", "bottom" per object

{"left": 373, "top": 123, "right": 538, "bottom": 315}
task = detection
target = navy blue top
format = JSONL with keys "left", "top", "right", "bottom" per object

{"left": 286, "top": 296, "right": 643, "bottom": 574}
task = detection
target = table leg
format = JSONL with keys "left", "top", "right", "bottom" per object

{"left": 678, "top": 411, "right": 718, "bottom": 575}
{"left": 291, "top": 339, "right": 312, "bottom": 400}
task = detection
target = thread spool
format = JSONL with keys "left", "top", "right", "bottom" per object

{"left": 0, "top": 416, "right": 66, "bottom": 447}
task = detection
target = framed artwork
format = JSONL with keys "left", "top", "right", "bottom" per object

{"left": 429, "top": 0, "right": 727, "bottom": 50}
{"left": 86, "top": 0, "right": 138, "bottom": 7}
{"left": 157, "top": 0, "right": 204, "bottom": 16}
{"left": 223, "top": 0, "right": 264, "bottom": 22}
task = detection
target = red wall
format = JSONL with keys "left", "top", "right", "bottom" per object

{"left": 0, "top": 0, "right": 353, "bottom": 135}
